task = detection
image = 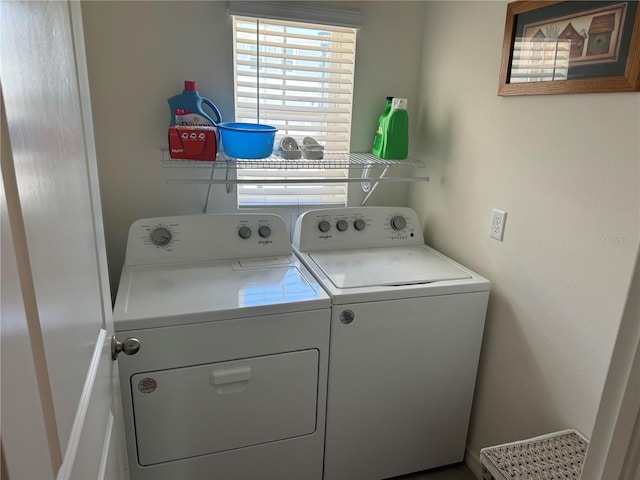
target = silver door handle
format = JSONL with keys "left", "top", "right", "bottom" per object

{"left": 111, "top": 335, "right": 140, "bottom": 360}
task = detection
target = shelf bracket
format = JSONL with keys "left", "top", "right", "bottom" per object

{"left": 225, "top": 162, "right": 233, "bottom": 195}
{"left": 360, "top": 165, "right": 390, "bottom": 206}
{"left": 202, "top": 168, "right": 214, "bottom": 214}
{"left": 201, "top": 161, "right": 234, "bottom": 213}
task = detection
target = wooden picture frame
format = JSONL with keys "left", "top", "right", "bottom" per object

{"left": 498, "top": 1, "right": 640, "bottom": 96}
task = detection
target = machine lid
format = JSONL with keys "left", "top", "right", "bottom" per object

{"left": 117, "top": 259, "right": 324, "bottom": 321}
{"left": 309, "top": 246, "right": 471, "bottom": 289}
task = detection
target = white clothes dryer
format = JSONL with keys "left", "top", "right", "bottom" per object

{"left": 112, "top": 213, "right": 330, "bottom": 480}
{"left": 292, "top": 207, "right": 490, "bottom": 480}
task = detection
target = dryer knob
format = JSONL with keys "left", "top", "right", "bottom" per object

{"left": 353, "top": 218, "right": 366, "bottom": 231}
{"left": 150, "top": 227, "right": 172, "bottom": 246}
{"left": 318, "top": 220, "right": 331, "bottom": 233}
{"left": 258, "top": 225, "right": 271, "bottom": 238}
{"left": 238, "top": 226, "right": 252, "bottom": 239}
{"left": 390, "top": 215, "right": 407, "bottom": 231}
{"left": 336, "top": 219, "right": 348, "bottom": 232}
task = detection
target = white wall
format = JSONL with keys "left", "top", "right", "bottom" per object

{"left": 409, "top": 0, "right": 640, "bottom": 462}
{"left": 81, "top": 0, "right": 426, "bottom": 294}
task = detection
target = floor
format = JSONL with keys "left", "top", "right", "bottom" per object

{"left": 391, "top": 462, "right": 478, "bottom": 480}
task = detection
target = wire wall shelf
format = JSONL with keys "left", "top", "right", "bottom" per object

{"left": 161, "top": 150, "right": 426, "bottom": 170}
{"left": 160, "top": 150, "right": 429, "bottom": 207}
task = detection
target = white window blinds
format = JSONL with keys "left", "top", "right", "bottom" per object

{"left": 234, "top": 165, "right": 349, "bottom": 207}
{"left": 231, "top": 14, "right": 358, "bottom": 207}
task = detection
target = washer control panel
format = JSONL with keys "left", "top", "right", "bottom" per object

{"left": 125, "top": 214, "right": 291, "bottom": 266}
{"left": 293, "top": 207, "right": 425, "bottom": 252}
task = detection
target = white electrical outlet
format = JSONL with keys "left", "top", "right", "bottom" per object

{"left": 490, "top": 209, "right": 507, "bottom": 241}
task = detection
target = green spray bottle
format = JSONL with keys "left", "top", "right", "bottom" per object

{"left": 372, "top": 97, "right": 409, "bottom": 160}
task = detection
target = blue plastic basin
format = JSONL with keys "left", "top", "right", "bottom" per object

{"left": 218, "top": 122, "right": 277, "bottom": 159}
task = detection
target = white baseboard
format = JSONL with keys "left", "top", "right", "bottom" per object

{"left": 464, "top": 445, "right": 484, "bottom": 480}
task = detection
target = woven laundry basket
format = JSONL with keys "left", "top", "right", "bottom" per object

{"left": 480, "top": 429, "right": 589, "bottom": 480}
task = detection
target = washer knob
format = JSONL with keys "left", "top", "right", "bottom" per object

{"left": 238, "top": 226, "right": 252, "bottom": 239}
{"left": 258, "top": 225, "right": 271, "bottom": 238}
{"left": 390, "top": 215, "right": 407, "bottom": 231}
{"left": 318, "top": 220, "right": 331, "bottom": 233}
{"left": 353, "top": 218, "right": 366, "bottom": 231}
{"left": 336, "top": 219, "right": 348, "bottom": 232}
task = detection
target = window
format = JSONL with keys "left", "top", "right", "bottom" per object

{"left": 231, "top": 11, "right": 359, "bottom": 207}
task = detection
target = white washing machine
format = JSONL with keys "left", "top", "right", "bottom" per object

{"left": 292, "top": 206, "right": 490, "bottom": 480}
{"left": 112, "top": 213, "right": 330, "bottom": 480}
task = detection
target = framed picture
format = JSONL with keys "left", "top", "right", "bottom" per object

{"left": 498, "top": 1, "right": 640, "bottom": 96}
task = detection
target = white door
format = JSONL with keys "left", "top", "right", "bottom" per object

{"left": 1, "top": 2, "right": 124, "bottom": 479}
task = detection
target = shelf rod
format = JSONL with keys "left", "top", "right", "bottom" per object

{"left": 161, "top": 162, "right": 425, "bottom": 170}
{"left": 166, "top": 176, "right": 430, "bottom": 185}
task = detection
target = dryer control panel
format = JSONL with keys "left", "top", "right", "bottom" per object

{"left": 293, "top": 207, "right": 425, "bottom": 252}
{"left": 125, "top": 214, "right": 291, "bottom": 265}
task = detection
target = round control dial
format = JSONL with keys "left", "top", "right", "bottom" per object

{"left": 238, "top": 226, "right": 252, "bottom": 239}
{"left": 318, "top": 220, "right": 331, "bottom": 233}
{"left": 336, "top": 219, "right": 348, "bottom": 232}
{"left": 258, "top": 225, "right": 271, "bottom": 238}
{"left": 390, "top": 215, "right": 407, "bottom": 231}
{"left": 353, "top": 218, "right": 366, "bottom": 231}
{"left": 150, "top": 227, "right": 172, "bottom": 246}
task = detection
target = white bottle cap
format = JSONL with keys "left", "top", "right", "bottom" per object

{"left": 392, "top": 98, "right": 407, "bottom": 110}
